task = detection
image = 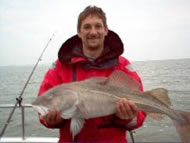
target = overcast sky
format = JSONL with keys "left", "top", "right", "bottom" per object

{"left": 0, "top": 0, "right": 190, "bottom": 66}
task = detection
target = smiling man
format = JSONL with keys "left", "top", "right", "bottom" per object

{"left": 78, "top": 14, "right": 108, "bottom": 58}
{"left": 37, "top": 5, "right": 146, "bottom": 143}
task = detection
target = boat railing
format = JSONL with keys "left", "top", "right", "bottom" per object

{"left": 0, "top": 104, "right": 58, "bottom": 142}
{"left": 0, "top": 104, "right": 135, "bottom": 143}
{"left": 0, "top": 104, "right": 31, "bottom": 140}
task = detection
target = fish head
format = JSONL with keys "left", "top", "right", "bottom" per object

{"left": 32, "top": 86, "right": 79, "bottom": 118}
{"left": 32, "top": 91, "right": 58, "bottom": 116}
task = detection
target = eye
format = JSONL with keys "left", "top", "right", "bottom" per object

{"left": 95, "top": 24, "right": 102, "bottom": 30}
{"left": 83, "top": 24, "right": 91, "bottom": 30}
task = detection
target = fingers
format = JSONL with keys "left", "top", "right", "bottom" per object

{"left": 116, "top": 98, "right": 138, "bottom": 120}
{"left": 42, "top": 109, "right": 63, "bottom": 126}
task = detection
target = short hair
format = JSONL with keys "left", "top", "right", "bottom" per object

{"left": 77, "top": 5, "right": 107, "bottom": 33}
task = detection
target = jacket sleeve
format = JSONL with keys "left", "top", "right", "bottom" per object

{"left": 37, "top": 60, "right": 65, "bottom": 128}
{"left": 112, "top": 57, "right": 147, "bottom": 130}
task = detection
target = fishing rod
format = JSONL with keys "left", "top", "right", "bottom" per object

{"left": 0, "top": 33, "right": 55, "bottom": 139}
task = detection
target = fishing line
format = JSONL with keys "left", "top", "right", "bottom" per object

{"left": 0, "top": 33, "right": 55, "bottom": 139}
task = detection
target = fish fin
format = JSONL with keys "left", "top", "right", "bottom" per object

{"left": 148, "top": 113, "right": 164, "bottom": 120}
{"left": 83, "top": 77, "right": 107, "bottom": 85}
{"left": 77, "top": 101, "right": 89, "bottom": 119}
{"left": 173, "top": 110, "right": 190, "bottom": 143}
{"left": 71, "top": 118, "right": 85, "bottom": 139}
{"left": 145, "top": 88, "right": 171, "bottom": 107}
{"left": 107, "top": 70, "right": 141, "bottom": 92}
{"left": 60, "top": 90, "right": 79, "bottom": 119}
{"left": 61, "top": 104, "right": 78, "bottom": 119}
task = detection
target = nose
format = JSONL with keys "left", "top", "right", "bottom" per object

{"left": 89, "top": 26, "right": 98, "bottom": 35}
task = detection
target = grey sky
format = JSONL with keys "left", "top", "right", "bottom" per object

{"left": 0, "top": 0, "right": 190, "bottom": 66}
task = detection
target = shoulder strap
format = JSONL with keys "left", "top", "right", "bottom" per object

{"left": 72, "top": 65, "right": 77, "bottom": 82}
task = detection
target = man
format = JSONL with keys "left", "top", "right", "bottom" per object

{"left": 38, "top": 5, "right": 146, "bottom": 143}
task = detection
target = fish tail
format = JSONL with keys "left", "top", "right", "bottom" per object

{"left": 173, "top": 110, "right": 190, "bottom": 143}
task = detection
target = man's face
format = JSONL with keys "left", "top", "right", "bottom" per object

{"left": 78, "top": 15, "right": 108, "bottom": 51}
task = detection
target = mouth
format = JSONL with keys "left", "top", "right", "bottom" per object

{"left": 32, "top": 105, "right": 49, "bottom": 116}
{"left": 88, "top": 38, "right": 99, "bottom": 43}
{"left": 88, "top": 38, "right": 98, "bottom": 41}
{"left": 87, "top": 35, "right": 99, "bottom": 40}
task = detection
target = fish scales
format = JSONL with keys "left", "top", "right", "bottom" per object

{"left": 68, "top": 79, "right": 180, "bottom": 121}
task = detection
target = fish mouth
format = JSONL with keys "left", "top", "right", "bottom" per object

{"left": 32, "top": 105, "right": 48, "bottom": 116}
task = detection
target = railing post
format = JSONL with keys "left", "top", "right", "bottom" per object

{"left": 21, "top": 106, "right": 25, "bottom": 140}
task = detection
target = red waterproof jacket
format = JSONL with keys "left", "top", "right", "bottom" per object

{"left": 38, "top": 30, "right": 146, "bottom": 143}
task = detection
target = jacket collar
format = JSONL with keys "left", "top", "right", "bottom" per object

{"left": 58, "top": 30, "right": 124, "bottom": 69}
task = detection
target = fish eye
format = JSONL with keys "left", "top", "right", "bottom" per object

{"left": 47, "top": 94, "right": 53, "bottom": 100}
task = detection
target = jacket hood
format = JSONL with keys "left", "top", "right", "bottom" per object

{"left": 58, "top": 30, "right": 124, "bottom": 69}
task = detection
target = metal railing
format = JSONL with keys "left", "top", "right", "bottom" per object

{"left": 0, "top": 104, "right": 32, "bottom": 140}
{"left": 0, "top": 104, "right": 135, "bottom": 143}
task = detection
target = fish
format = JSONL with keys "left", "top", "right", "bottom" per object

{"left": 32, "top": 70, "right": 190, "bottom": 143}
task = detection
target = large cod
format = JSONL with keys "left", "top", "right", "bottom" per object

{"left": 32, "top": 70, "right": 190, "bottom": 143}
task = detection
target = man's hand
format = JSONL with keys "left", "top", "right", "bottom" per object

{"left": 116, "top": 98, "right": 138, "bottom": 120}
{"left": 41, "top": 109, "right": 64, "bottom": 127}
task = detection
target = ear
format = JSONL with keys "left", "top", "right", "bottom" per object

{"left": 77, "top": 32, "right": 81, "bottom": 38}
{"left": 105, "top": 27, "right": 108, "bottom": 36}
